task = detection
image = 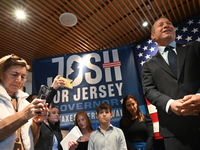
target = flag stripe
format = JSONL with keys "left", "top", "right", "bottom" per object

{"left": 103, "top": 61, "right": 121, "bottom": 68}
{"left": 153, "top": 121, "right": 159, "bottom": 132}
{"left": 149, "top": 112, "right": 159, "bottom": 123}
{"left": 147, "top": 104, "right": 157, "bottom": 114}
{"left": 154, "top": 132, "right": 163, "bottom": 140}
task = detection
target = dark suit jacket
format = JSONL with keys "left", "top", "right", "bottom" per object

{"left": 142, "top": 41, "right": 200, "bottom": 137}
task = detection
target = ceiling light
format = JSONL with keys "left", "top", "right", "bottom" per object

{"left": 15, "top": 10, "right": 26, "bottom": 19}
{"left": 142, "top": 21, "right": 148, "bottom": 27}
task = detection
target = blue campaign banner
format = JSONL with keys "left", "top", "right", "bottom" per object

{"left": 32, "top": 45, "right": 147, "bottom": 129}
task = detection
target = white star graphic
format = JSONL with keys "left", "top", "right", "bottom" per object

{"left": 145, "top": 54, "right": 151, "bottom": 60}
{"left": 143, "top": 46, "right": 148, "bottom": 51}
{"left": 149, "top": 47, "right": 155, "bottom": 52}
{"left": 176, "top": 35, "right": 182, "bottom": 40}
{"left": 192, "top": 28, "right": 198, "bottom": 33}
{"left": 182, "top": 27, "right": 188, "bottom": 32}
{"left": 196, "top": 37, "right": 200, "bottom": 42}
{"left": 187, "top": 20, "right": 194, "bottom": 25}
{"left": 147, "top": 39, "right": 153, "bottom": 44}
{"left": 138, "top": 53, "right": 143, "bottom": 57}
{"left": 175, "top": 27, "right": 179, "bottom": 31}
{"left": 137, "top": 45, "right": 141, "bottom": 49}
{"left": 185, "top": 36, "right": 192, "bottom": 42}
{"left": 140, "top": 61, "right": 145, "bottom": 66}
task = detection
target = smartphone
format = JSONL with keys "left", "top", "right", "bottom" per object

{"left": 37, "top": 85, "right": 51, "bottom": 100}
{"left": 37, "top": 85, "right": 50, "bottom": 115}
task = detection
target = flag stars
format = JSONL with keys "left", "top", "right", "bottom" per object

{"left": 175, "top": 27, "right": 179, "bottom": 31}
{"left": 192, "top": 28, "right": 198, "bottom": 33}
{"left": 147, "top": 39, "right": 153, "bottom": 44}
{"left": 196, "top": 37, "right": 200, "bottom": 42}
{"left": 182, "top": 27, "right": 188, "bottom": 32}
{"left": 185, "top": 36, "right": 192, "bottom": 42}
{"left": 149, "top": 47, "right": 155, "bottom": 52}
{"left": 140, "top": 61, "right": 145, "bottom": 66}
{"left": 138, "top": 53, "right": 143, "bottom": 57}
{"left": 136, "top": 45, "right": 141, "bottom": 49}
{"left": 176, "top": 35, "right": 182, "bottom": 40}
{"left": 187, "top": 20, "right": 194, "bottom": 25}
{"left": 145, "top": 54, "right": 151, "bottom": 60}
{"left": 143, "top": 46, "right": 148, "bottom": 51}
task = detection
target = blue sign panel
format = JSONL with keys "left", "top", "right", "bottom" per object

{"left": 32, "top": 45, "right": 147, "bottom": 129}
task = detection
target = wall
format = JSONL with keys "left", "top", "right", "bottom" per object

{"left": 24, "top": 71, "right": 32, "bottom": 94}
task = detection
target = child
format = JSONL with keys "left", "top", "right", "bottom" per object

{"left": 88, "top": 103, "right": 127, "bottom": 150}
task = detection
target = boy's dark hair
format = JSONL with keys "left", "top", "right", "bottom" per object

{"left": 96, "top": 103, "right": 112, "bottom": 114}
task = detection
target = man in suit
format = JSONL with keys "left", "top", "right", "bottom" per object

{"left": 142, "top": 16, "right": 200, "bottom": 150}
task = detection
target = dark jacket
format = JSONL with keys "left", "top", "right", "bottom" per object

{"left": 34, "top": 120, "right": 63, "bottom": 150}
{"left": 142, "top": 41, "right": 200, "bottom": 137}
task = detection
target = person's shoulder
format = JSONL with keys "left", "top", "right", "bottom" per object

{"left": 112, "top": 125, "right": 120, "bottom": 128}
{"left": 90, "top": 129, "right": 100, "bottom": 136}
{"left": 143, "top": 114, "right": 154, "bottom": 126}
{"left": 143, "top": 114, "right": 152, "bottom": 121}
{"left": 143, "top": 51, "right": 160, "bottom": 65}
{"left": 144, "top": 113, "right": 150, "bottom": 118}
{"left": 142, "top": 58, "right": 154, "bottom": 69}
{"left": 111, "top": 126, "right": 125, "bottom": 138}
{"left": 89, "top": 129, "right": 100, "bottom": 141}
{"left": 40, "top": 121, "right": 48, "bottom": 128}
{"left": 17, "top": 90, "right": 29, "bottom": 99}
{"left": 187, "top": 41, "right": 200, "bottom": 45}
{"left": 188, "top": 41, "right": 200, "bottom": 48}
{"left": 177, "top": 41, "right": 200, "bottom": 47}
{"left": 112, "top": 126, "right": 124, "bottom": 132}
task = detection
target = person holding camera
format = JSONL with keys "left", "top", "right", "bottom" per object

{"left": 0, "top": 54, "right": 65, "bottom": 150}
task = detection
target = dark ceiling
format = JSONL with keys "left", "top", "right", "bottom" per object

{"left": 1, "top": 0, "right": 200, "bottom": 71}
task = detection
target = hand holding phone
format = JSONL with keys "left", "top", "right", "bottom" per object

{"left": 36, "top": 85, "right": 50, "bottom": 116}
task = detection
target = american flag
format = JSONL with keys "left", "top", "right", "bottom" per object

{"left": 133, "top": 14, "right": 200, "bottom": 139}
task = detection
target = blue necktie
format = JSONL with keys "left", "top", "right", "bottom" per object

{"left": 165, "top": 46, "right": 177, "bottom": 75}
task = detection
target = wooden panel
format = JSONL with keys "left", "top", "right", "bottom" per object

{"left": 0, "top": 0, "right": 199, "bottom": 70}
